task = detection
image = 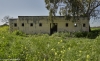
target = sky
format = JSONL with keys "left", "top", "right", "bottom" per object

{"left": 0, "top": 0, "right": 100, "bottom": 27}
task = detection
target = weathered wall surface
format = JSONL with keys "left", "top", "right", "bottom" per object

{"left": 9, "top": 16, "right": 89, "bottom": 34}
{"left": 9, "top": 19, "right": 18, "bottom": 32}
{"left": 17, "top": 16, "right": 51, "bottom": 34}
{"left": 54, "top": 17, "right": 89, "bottom": 32}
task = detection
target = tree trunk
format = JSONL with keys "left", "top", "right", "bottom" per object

{"left": 89, "top": 25, "right": 91, "bottom": 32}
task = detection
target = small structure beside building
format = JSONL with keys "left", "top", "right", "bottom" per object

{"left": 9, "top": 16, "right": 89, "bottom": 34}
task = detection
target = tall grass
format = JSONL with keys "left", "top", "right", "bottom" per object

{"left": 0, "top": 26, "right": 100, "bottom": 61}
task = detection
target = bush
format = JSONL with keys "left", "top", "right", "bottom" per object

{"left": 52, "top": 32, "right": 71, "bottom": 38}
{"left": 87, "top": 32, "right": 97, "bottom": 39}
{"left": 74, "top": 32, "right": 82, "bottom": 37}
{"left": 52, "top": 31, "right": 99, "bottom": 39}
{"left": 51, "top": 32, "right": 62, "bottom": 37}
{"left": 12, "top": 30, "right": 26, "bottom": 36}
{"left": 74, "top": 31, "right": 88, "bottom": 38}
{"left": 1, "top": 26, "right": 100, "bottom": 61}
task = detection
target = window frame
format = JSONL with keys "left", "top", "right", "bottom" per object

{"left": 30, "top": 23, "right": 33, "bottom": 26}
{"left": 83, "top": 23, "right": 86, "bottom": 27}
{"left": 39, "top": 23, "right": 42, "bottom": 27}
{"left": 66, "top": 23, "right": 68, "bottom": 27}
{"left": 14, "top": 23, "right": 17, "bottom": 27}
{"left": 22, "top": 23, "right": 24, "bottom": 27}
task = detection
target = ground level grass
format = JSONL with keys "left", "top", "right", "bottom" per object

{"left": 0, "top": 26, "right": 100, "bottom": 61}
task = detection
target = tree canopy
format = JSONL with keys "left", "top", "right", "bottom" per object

{"left": 1, "top": 16, "right": 10, "bottom": 24}
{"left": 44, "top": 0, "right": 100, "bottom": 20}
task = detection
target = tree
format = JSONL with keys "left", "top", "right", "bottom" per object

{"left": 1, "top": 16, "right": 10, "bottom": 24}
{"left": 81, "top": 0, "right": 100, "bottom": 19}
{"left": 45, "top": 0, "right": 60, "bottom": 28}
{"left": 45, "top": 0, "right": 100, "bottom": 18}
{"left": 44, "top": 0, "right": 100, "bottom": 31}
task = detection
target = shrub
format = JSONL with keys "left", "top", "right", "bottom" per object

{"left": 52, "top": 32, "right": 71, "bottom": 38}
{"left": 12, "top": 30, "right": 26, "bottom": 36}
{"left": 51, "top": 32, "right": 61, "bottom": 37}
{"left": 74, "top": 31, "right": 88, "bottom": 38}
{"left": 87, "top": 32, "right": 97, "bottom": 39}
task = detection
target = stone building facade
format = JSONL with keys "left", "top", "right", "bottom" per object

{"left": 9, "top": 16, "right": 89, "bottom": 34}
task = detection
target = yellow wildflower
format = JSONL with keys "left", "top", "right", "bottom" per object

{"left": 62, "top": 46, "right": 64, "bottom": 48}
{"left": 60, "top": 40, "right": 62, "bottom": 42}
{"left": 61, "top": 59, "right": 63, "bottom": 61}
{"left": 43, "top": 58, "right": 45, "bottom": 61}
{"left": 61, "top": 51, "right": 63, "bottom": 53}
{"left": 8, "top": 55, "right": 10, "bottom": 58}
{"left": 58, "top": 42, "right": 60, "bottom": 44}
{"left": 61, "top": 50, "right": 64, "bottom": 54}
{"left": 68, "top": 47, "right": 70, "bottom": 50}
{"left": 2, "top": 37, "right": 4, "bottom": 38}
{"left": 25, "top": 47, "right": 26, "bottom": 49}
{"left": 79, "top": 51, "right": 82, "bottom": 53}
{"left": 87, "top": 55, "right": 90, "bottom": 58}
{"left": 55, "top": 52, "right": 57, "bottom": 55}
{"left": 51, "top": 48, "right": 54, "bottom": 51}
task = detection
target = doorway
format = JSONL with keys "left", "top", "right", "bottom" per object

{"left": 50, "top": 23, "right": 57, "bottom": 34}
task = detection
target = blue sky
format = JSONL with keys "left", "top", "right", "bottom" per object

{"left": 0, "top": 0, "right": 49, "bottom": 25}
{"left": 0, "top": 0, "right": 100, "bottom": 27}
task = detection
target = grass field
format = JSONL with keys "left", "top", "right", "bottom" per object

{"left": 0, "top": 26, "right": 100, "bottom": 61}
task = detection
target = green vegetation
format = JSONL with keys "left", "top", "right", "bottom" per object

{"left": 0, "top": 26, "right": 100, "bottom": 61}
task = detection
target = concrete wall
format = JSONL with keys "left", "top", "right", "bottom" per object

{"left": 17, "top": 16, "right": 51, "bottom": 34}
{"left": 54, "top": 17, "right": 89, "bottom": 32}
{"left": 9, "top": 16, "right": 89, "bottom": 34}
{"left": 9, "top": 19, "right": 18, "bottom": 32}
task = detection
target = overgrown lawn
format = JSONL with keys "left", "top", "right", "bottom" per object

{"left": 0, "top": 26, "right": 100, "bottom": 61}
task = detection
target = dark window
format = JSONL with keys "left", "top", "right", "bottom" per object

{"left": 14, "top": 23, "right": 17, "bottom": 27}
{"left": 74, "top": 23, "right": 77, "bottom": 27}
{"left": 39, "top": 23, "right": 42, "bottom": 27}
{"left": 66, "top": 23, "right": 68, "bottom": 27}
{"left": 83, "top": 23, "right": 86, "bottom": 27}
{"left": 30, "top": 23, "right": 33, "bottom": 26}
{"left": 22, "top": 23, "right": 24, "bottom": 26}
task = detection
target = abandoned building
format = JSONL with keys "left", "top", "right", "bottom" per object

{"left": 9, "top": 16, "right": 89, "bottom": 34}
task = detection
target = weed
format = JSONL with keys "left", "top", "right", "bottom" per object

{"left": 0, "top": 26, "right": 100, "bottom": 61}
